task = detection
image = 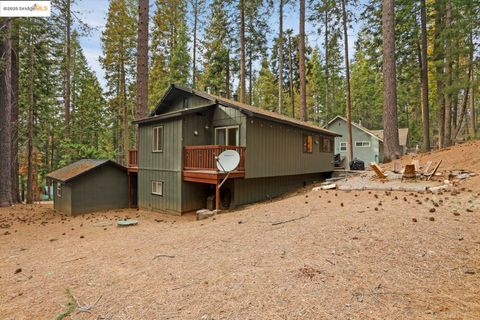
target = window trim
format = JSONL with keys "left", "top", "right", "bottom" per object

{"left": 57, "top": 183, "right": 62, "bottom": 198}
{"left": 303, "top": 134, "right": 313, "bottom": 153}
{"left": 339, "top": 142, "right": 347, "bottom": 152}
{"left": 152, "top": 126, "right": 164, "bottom": 153}
{"left": 214, "top": 125, "right": 239, "bottom": 146}
{"left": 355, "top": 141, "right": 371, "bottom": 148}
{"left": 151, "top": 181, "right": 164, "bottom": 196}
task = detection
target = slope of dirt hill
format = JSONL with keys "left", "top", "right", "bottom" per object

{"left": 383, "top": 140, "right": 480, "bottom": 190}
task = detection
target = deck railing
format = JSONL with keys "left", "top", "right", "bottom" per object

{"left": 184, "top": 145, "right": 246, "bottom": 171}
{"left": 128, "top": 149, "right": 138, "bottom": 167}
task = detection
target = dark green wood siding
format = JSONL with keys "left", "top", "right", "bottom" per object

{"left": 70, "top": 166, "right": 128, "bottom": 214}
{"left": 213, "top": 105, "right": 247, "bottom": 145}
{"left": 232, "top": 173, "right": 324, "bottom": 207}
{"left": 162, "top": 93, "right": 212, "bottom": 113}
{"left": 138, "top": 118, "right": 183, "bottom": 213}
{"left": 245, "top": 118, "right": 334, "bottom": 179}
{"left": 53, "top": 182, "right": 72, "bottom": 215}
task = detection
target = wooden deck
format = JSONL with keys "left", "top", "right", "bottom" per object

{"left": 183, "top": 145, "right": 246, "bottom": 184}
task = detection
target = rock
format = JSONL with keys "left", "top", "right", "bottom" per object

{"left": 14, "top": 268, "right": 22, "bottom": 274}
{"left": 412, "top": 218, "right": 417, "bottom": 222}
{"left": 196, "top": 209, "right": 216, "bottom": 221}
{"left": 429, "top": 208, "right": 436, "bottom": 213}
{"left": 429, "top": 217, "right": 435, "bottom": 221}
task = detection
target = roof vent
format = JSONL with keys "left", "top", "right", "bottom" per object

{"left": 206, "top": 87, "right": 211, "bottom": 94}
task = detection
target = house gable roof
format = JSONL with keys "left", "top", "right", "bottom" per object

{"left": 326, "top": 115, "right": 382, "bottom": 141}
{"left": 146, "top": 84, "right": 340, "bottom": 136}
{"left": 46, "top": 159, "right": 126, "bottom": 183}
{"left": 326, "top": 115, "right": 409, "bottom": 146}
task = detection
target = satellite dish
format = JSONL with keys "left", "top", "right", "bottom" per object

{"left": 216, "top": 150, "right": 240, "bottom": 172}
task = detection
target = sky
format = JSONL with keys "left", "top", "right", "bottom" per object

{"left": 76, "top": 0, "right": 362, "bottom": 89}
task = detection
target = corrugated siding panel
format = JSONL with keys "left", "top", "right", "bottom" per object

{"left": 70, "top": 166, "right": 128, "bottom": 214}
{"left": 245, "top": 118, "right": 334, "bottom": 179}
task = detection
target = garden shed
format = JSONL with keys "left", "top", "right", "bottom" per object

{"left": 46, "top": 159, "right": 128, "bottom": 215}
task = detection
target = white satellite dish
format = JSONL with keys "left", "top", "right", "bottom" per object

{"left": 216, "top": 150, "right": 240, "bottom": 172}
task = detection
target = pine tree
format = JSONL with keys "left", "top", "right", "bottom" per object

{"left": 253, "top": 59, "right": 277, "bottom": 110}
{"left": 150, "top": 0, "right": 190, "bottom": 106}
{"left": 101, "top": 0, "right": 137, "bottom": 164}
{"left": 200, "top": 0, "right": 233, "bottom": 96}
{"left": 382, "top": 0, "right": 401, "bottom": 161}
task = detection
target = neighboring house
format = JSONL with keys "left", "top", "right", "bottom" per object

{"left": 325, "top": 115, "right": 408, "bottom": 165}
{"left": 128, "top": 84, "right": 340, "bottom": 214}
{"left": 47, "top": 159, "right": 128, "bottom": 215}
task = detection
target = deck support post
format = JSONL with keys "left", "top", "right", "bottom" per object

{"left": 215, "top": 180, "right": 220, "bottom": 211}
{"left": 127, "top": 173, "right": 131, "bottom": 208}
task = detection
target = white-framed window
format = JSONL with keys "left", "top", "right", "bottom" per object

{"left": 152, "top": 181, "right": 163, "bottom": 196}
{"left": 215, "top": 126, "right": 239, "bottom": 146}
{"left": 355, "top": 141, "right": 371, "bottom": 147}
{"left": 57, "top": 183, "right": 62, "bottom": 198}
{"left": 339, "top": 142, "right": 347, "bottom": 152}
{"left": 152, "top": 126, "right": 164, "bottom": 152}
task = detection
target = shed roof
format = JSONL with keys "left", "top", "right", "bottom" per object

{"left": 144, "top": 84, "right": 340, "bottom": 136}
{"left": 46, "top": 159, "right": 126, "bottom": 183}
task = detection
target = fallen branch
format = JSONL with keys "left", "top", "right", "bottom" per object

{"left": 271, "top": 215, "right": 309, "bottom": 226}
{"left": 76, "top": 295, "right": 103, "bottom": 313}
{"left": 62, "top": 256, "right": 86, "bottom": 263}
{"left": 153, "top": 254, "right": 175, "bottom": 260}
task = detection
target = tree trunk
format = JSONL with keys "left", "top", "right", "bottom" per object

{"left": 248, "top": 15, "right": 253, "bottom": 105}
{"left": 443, "top": 0, "right": 452, "bottom": 147}
{"left": 420, "top": 0, "right": 430, "bottom": 151}
{"left": 192, "top": 0, "right": 198, "bottom": 88}
{"left": 453, "top": 30, "right": 474, "bottom": 140}
{"left": 136, "top": 0, "right": 149, "bottom": 123}
{"left": 239, "top": 0, "right": 246, "bottom": 103}
{"left": 381, "top": 0, "right": 401, "bottom": 162}
{"left": 225, "top": 49, "right": 230, "bottom": 98}
{"left": 324, "top": 9, "right": 329, "bottom": 121}
{"left": 288, "top": 35, "right": 295, "bottom": 118}
{"left": 121, "top": 59, "right": 129, "bottom": 166}
{"left": 0, "top": 18, "right": 13, "bottom": 207}
{"left": 433, "top": 0, "right": 445, "bottom": 148}
{"left": 341, "top": 0, "right": 353, "bottom": 162}
{"left": 471, "top": 81, "right": 476, "bottom": 137}
{"left": 298, "top": 0, "right": 307, "bottom": 121}
{"left": 278, "top": 0, "right": 283, "bottom": 114}
{"left": 11, "top": 20, "right": 19, "bottom": 202}
{"left": 64, "top": 0, "right": 71, "bottom": 138}
{"left": 26, "top": 26, "right": 35, "bottom": 204}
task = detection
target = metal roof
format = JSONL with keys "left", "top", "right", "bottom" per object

{"left": 146, "top": 84, "right": 341, "bottom": 136}
{"left": 46, "top": 159, "right": 126, "bottom": 183}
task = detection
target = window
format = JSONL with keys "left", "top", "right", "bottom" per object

{"left": 57, "top": 183, "right": 62, "bottom": 198}
{"left": 303, "top": 135, "right": 313, "bottom": 153}
{"left": 355, "top": 141, "right": 371, "bottom": 147}
{"left": 321, "top": 136, "right": 332, "bottom": 153}
{"left": 152, "top": 181, "right": 163, "bottom": 196}
{"left": 215, "top": 126, "right": 239, "bottom": 146}
{"left": 340, "top": 142, "right": 347, "bottom": 152}
{"left": 152, "top": 126, "right": 164, "bottom": 152}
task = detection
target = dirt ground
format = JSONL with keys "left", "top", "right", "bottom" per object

{"left": 1, "top": 142, "right": 480, "bottom": 319}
